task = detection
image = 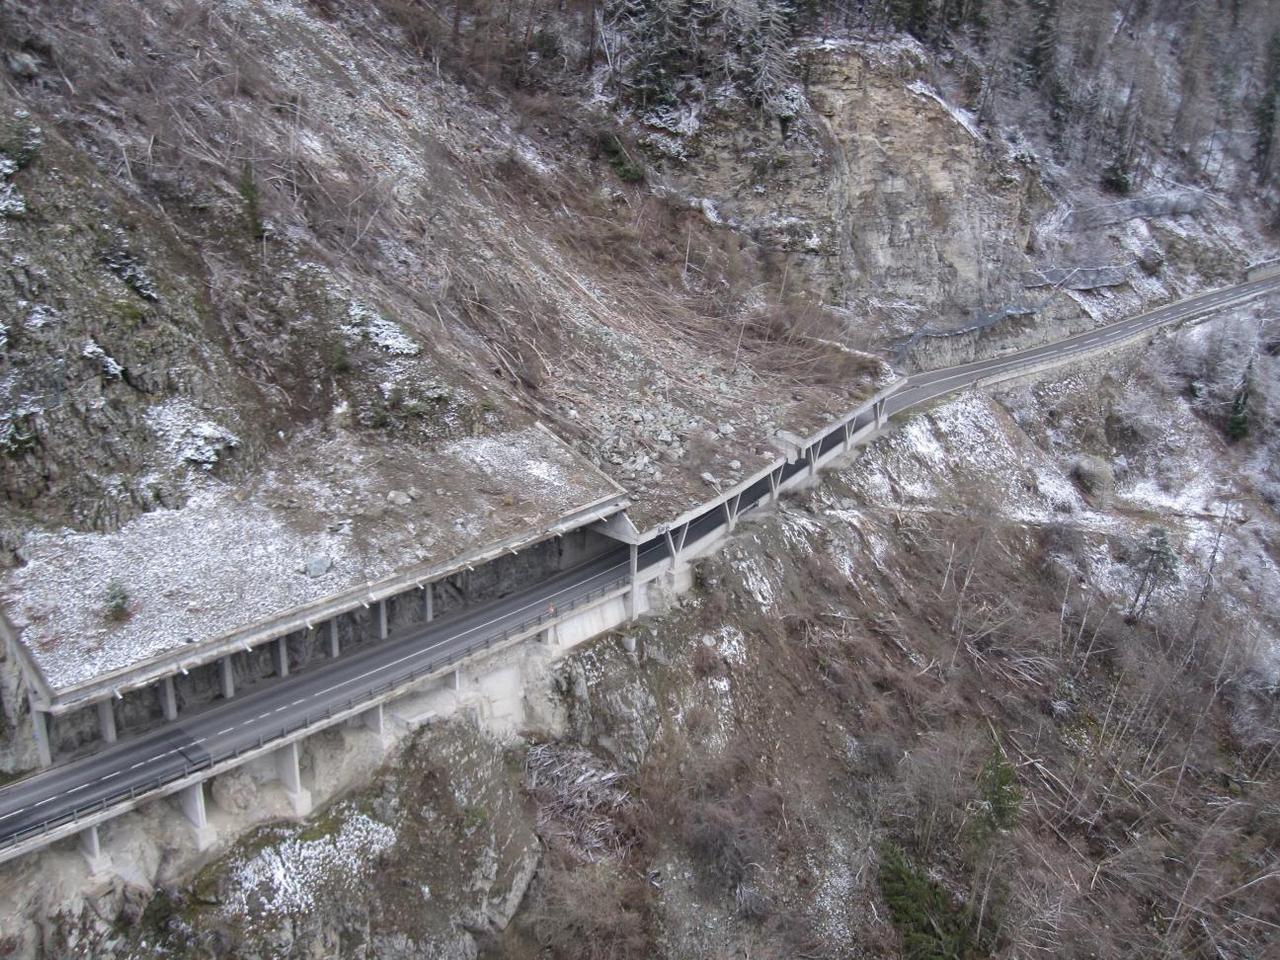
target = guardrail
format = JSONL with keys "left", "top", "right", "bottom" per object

{"left": 0, "top": 573, "right": 631, "bottom": 853}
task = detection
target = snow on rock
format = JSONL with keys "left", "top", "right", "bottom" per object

{"left": 906, "top": 80, "right": 983, "bottom": 140}
{"left": 0, "top": 156, "right": 24, "bottom": 217}
{"left": 81, "top": 339, "right": 125, "bottom": 381}
{"left": 222, "top": 810, "right": 398, "bottom": 918}
{"left": 145, "top": 398, "right": 240, "bottom": 471}
{"left": 341, "top": 300, "right": 421, "bottom": 356}
{"left": 24, "top": 304, "right": 57, "bottom": 329}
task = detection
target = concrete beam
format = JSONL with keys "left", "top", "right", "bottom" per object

{"left": 97, "top": 700, "right": 117, "bottom": 744}
{"left": 219, "top": 657, "right": 235, "bottom": 700}
{"left": 328, "top": 619, "right": 340, "bottom": 659}
{"left": 273, "top": 637, "right": 289, "bottom": 678}
{"left": 627, "top": 544, "right": 639, "bottom": 620}
{"left": 159, "top": 676, "right": 178, "bottom": 722}
{"left": 274, "top": 741, "right": 312, "bottom": 817}
{"left": 79, "top": 824, "right": 110, "bottom": 876}
{"left": 177, "top": 783, "right": 215, "bottom": 851}
{"left": 590, "top": 509, "right": 643, "bottom": 544}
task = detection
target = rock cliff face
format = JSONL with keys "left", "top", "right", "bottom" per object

{"left": 803, "top": 42, "right": 1043, "bottom": 328}
{"left": 659, "top": 39, "right": 1048, "bottom": 341}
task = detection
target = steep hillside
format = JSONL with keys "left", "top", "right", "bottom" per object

{"left": 18, "top": 327, "right": 1280, "bottom": 958}
{"left": 1, "top": 0, "right": 1279, "bottom": 957}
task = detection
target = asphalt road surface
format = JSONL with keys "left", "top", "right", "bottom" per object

{"left": 2, "top": 273, "right": 1276, "bottom": 852}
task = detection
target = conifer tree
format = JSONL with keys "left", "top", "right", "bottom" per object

{"left": 1254, "top": 31, "right": 1280, "bottom": 184}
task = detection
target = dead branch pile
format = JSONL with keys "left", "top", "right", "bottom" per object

{"left": 525, "top": 742, "right": 638, "bottom": 862}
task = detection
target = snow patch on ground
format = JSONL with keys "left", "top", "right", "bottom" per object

{"left": 3, "top": 425, "right": 616, "bottom": 691}
{"left": 732, "top": 555, "right": 776, "bottom": 611}
{"left": 846, "top": 392, "right": 1092, "bottom": 525}
{"left": 709, "top": 624, "right": 747, "bottom": 666}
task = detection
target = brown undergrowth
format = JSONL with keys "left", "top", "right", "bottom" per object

{"left": 504, "top": 494, "right": 1280, "bottom": 959}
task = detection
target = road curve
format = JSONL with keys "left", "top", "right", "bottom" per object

{"left": 1, "top": 273, "right": 1277, "bottom": 851}
{"left": 888, "top": 274, "right": 1280, "bottom": 415}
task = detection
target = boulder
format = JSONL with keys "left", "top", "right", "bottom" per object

{"left": 302, "top": 554, "right": 333, "bottom": 578}
{"left": 212, "top": 766, "right": 260, "bottom": 815}
{"left": 1073, "top": 455, "right": 1114, "bottom": 507}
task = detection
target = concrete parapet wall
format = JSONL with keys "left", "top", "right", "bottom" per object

{"left": 548, "top": 597, "right": 632, "bottom": 652}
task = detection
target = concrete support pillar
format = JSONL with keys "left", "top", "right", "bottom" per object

{"left": 621, "top": 634, "right": 637, "bottom": 654}
{"left": 378, "top": 599, "right": 388, "bottom": 641}
{"left": 452, "top": 669, "right": 463, "bottom": 693}
{"left": 873, "top": 399, "right": 884, "bottom": 430}
{"left": 159, "top": 676, "right": 178, "bottom": 722}
{"left": 273, "top": 637, "right": 290, "bottom": 678}
{"left": 177, "top": 783, "right": 215, "bottom": 851}
{"left": 424, "top": 585, "right": 434, "bottom": 623}
{"left": 768, "top": 468, "right": 782, "bottom": 503}
{"left": 28, "top": 695, "right": 52, "bottom": 768}
{"left": 842, "top": 422, "right": 853, "bottom": 455}
{"left": 361, "top": 702, "right": 389, "bottom": 749}
{"left": 274, "top": 741, "right": 312, "bottom": 817}
{"left": 219, "top": 657, "right": 235, "bottom": 700}
{"left": 627, "top": 543, "right": 640, "bottom": 620}
{"left": 328, "top": 619, "right": 340, "bottom": 659}
{"left": 97, "top": 700, "right": 118, "bottom": 744}
{"left": 808, "top": 444, "right": 819, "bottom": 478}
{"left": 724, "top": 495, "right": 740, "bottom": 533}
{"left": 80, "top": 824, "right": 110, "bottom": 875}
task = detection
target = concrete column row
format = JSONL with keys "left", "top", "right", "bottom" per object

{"left": 51, "top": 570, "right": 460, "bottom": 765}
{"left": 77, "top": 701, "right": 398, "bottom": 871}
